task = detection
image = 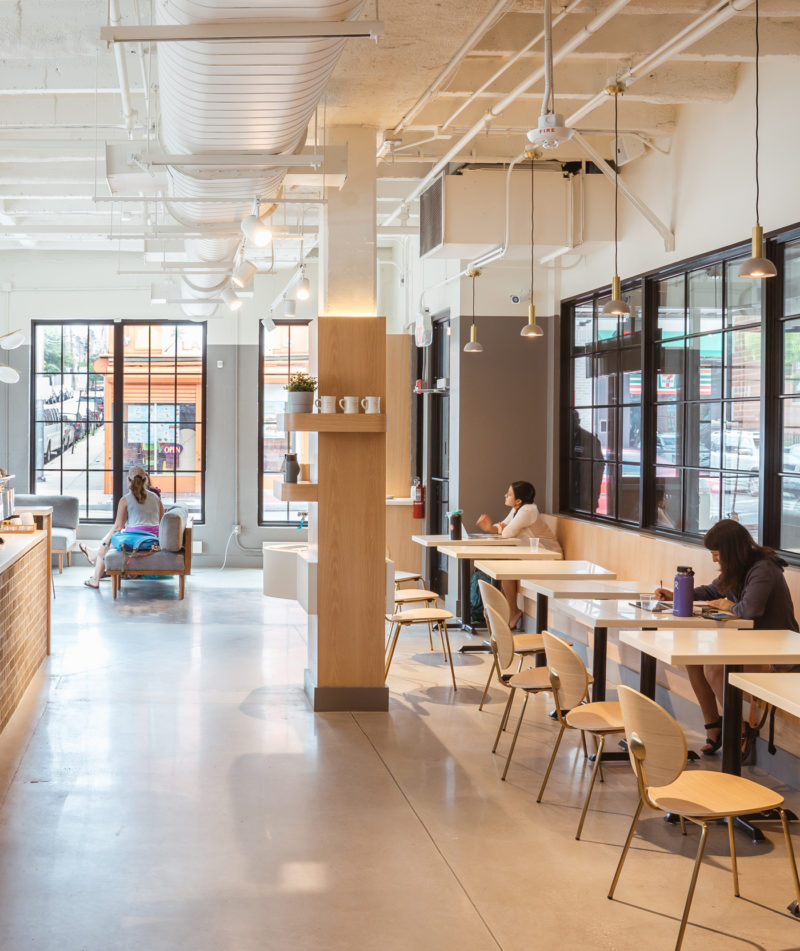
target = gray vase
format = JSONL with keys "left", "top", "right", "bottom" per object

{"left": 287, "top": 391, "right": 314, "bottom": 414}
{"left": 283, "top": 452, "right": 300, "bottom": 483}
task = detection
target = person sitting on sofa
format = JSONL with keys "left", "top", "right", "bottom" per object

{"left": 80, "top": 465, "right": 164, "bottom": 589}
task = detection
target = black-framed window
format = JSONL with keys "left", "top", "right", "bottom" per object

{"left": 561, "top": 221, "right": 800, "bottom": 558}
{"left": 31, "top": 321, "right": 206, "bottom": 523}
{"left": 259, "top": 320, "right": 311, "bottom": 524}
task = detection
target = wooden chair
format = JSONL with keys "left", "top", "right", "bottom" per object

{"left": 609, "top": 685, "right": 800, "bottom": 951}
{"left": 485, "top": 603, "right": 553, "bottom": 781}
{"left": 384, "top": 607, "right": 457, "bottom": 691}
{"left": 477, "top": 579, "right": 544, "bottom": 710}
{"left": 392, "top": 588, "right": 440, "bottom": 649}
{"left": 537, "top": 631, "right": 626, "bottom": 839}
{"left": 394, "top": 569, "right": 424, "bottom": 588}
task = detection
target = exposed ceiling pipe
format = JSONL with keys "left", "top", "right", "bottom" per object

{"left": 566, "top": 0, "right": 755, "bottom": 128}
{"left": 390, "top": 0, "right": 515, "bottom": 138}
{"left": 439, "top": 0, "right": 585, "bottom": 134}
{"left": 109, "top": 0, "right": 137, "bottom": 137}
{"left": 382, "top": 0, "right": 635, "bottom": 228}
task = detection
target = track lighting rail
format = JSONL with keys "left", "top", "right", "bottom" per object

{"left": 101, "top": 21, "right": 384, "bottom": 45}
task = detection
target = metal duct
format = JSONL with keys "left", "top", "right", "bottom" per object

{"left": 156, "top": 0, "right": 366, "bottom": 313}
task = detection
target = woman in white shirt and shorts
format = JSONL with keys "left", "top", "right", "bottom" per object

{"left": 476, "top": 480, "right": 561, "bottom": 629}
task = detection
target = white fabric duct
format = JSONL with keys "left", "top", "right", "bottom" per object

{"left": 156, "top": 0, "right": 366, "bottom": 313}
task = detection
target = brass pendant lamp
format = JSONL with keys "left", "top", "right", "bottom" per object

{"left": 463, "top": 269, "right": 484, "bottom": 353}
{"left": 602, "top": 83, "right": 630, "bottom": 317}
{"left": 739, "top": 0, "right": 776, "bottom": 279}
{"left": 521, "top": 154, "right": 544, "bottom": 338}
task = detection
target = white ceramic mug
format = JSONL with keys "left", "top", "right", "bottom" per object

{"left": 339, "top": 396, "right": 359, "bottom": 414}
{"left": 315, "top": 395, "right": 337, "bottom": 413}
{"left": 361, "top": 396, "right": 381, "bottom": 414}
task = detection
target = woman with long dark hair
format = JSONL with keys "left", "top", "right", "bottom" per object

{"left": 476, "top": 480, "right": 561, "bottom": 628}
{"left": 655, "top": 519, "right": 798, "bottom": 754}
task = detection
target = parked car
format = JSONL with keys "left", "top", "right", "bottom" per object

{"left": 40, "top": 407, "right": 73, "bottom": 462}
{"left": 709, "top": 430, "right": 759, "bottom": 494}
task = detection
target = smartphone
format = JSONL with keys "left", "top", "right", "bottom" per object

{"left": 629, "top": 600, "right": 671, "bottom": 613}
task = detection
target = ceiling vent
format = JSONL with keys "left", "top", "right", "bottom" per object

{"left": 419, "top": 175, "right": 444, "bottom": 258}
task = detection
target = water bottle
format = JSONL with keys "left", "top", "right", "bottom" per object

{"left": 673, "top": 566, "right": 695, "bottom": 617}
{"left": 449, "top": 509, "right": 463, "bottom": 540}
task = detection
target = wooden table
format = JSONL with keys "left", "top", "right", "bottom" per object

{"left": 619, "top": 628, "right": 800, "bottom": 776}
{"left": 412, "top": 534, "right": 520, "bottom": 629}
{"left": 557, "top": 600, "right": 754, "bottom": 705}
{"left": 518, "top": 577, "right": 651, "bottom": 635}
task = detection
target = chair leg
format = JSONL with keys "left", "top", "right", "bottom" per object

{"left": 179, "top": 574, "right": 185, "bottom": 599}
{"left": 675, "top": 821, "right": 709, "bottom": 951}
{"left": 493, "top": 688, "right": 516, "bottom": 753}
{"left": 440, "top": 621, "right": 457, "bottom": 691}
{"left": 57, "top": 553, "right": 63, "bottom": 573}
{"left": 726, "top": 814, "right": 740, "bottom": 897}
{"left": 576, "top": 734, "right": 606, "bottom": 841}
{"left": 609, "top": 798, "right": 644, "bottom": 899}
{"left": 779, "top": 808, "right": 800, "bottom": 911}
{"left": 384, "top": 622, "right": 402, "bottom": 679}
{"left": 580, "top": 730, "right": 589, "bottom": 759}
{"left": 501, "top": 691, "right": 530, "bottom": 781}
{"left": 426, "top": 620, "right": 434, "bottom": 650}
{"left": 67, "top": 551, "right": 72, "bottom": 567}
{"left": 537, "top": 724, "right": 566, "bottom": 803}
{"left": 679, "top": 815, "right": 687, "bottom": 835}
{"left": 478, "top": 656, "right": 498, "bottom": 711}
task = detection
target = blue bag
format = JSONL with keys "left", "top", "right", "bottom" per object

{"left": 110, "top": 529, "right": 159, "bottom": 554}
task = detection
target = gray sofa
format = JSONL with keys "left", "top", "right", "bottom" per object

{"left": 105, "top": 504, "right": 193, "bottom": 599}
{"left": 14, "top": 493, "right": 79, "bottom": 572}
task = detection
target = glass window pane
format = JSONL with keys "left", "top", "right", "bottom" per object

{"left": 656, "top": 406, "right": 681, "bottom": 464}
{"left": 657, "top": 275, "right": 684, "bottom": 339}
{"left": 685, "top": 333, "right": 722, "bottom": 400}
{"left": 688, "top": 264, "right": 723, "bottom": 334}
{"left": 573, "top": 303, "right": 593, "bottom": 348}
{"left": 655, "top": 341, "right": 682, "bottom": 402}
{"left": 784, "top": 398, "right": 800, "bottom": 455}
{"left": 726, "top": 328, "right": 761, "bottom": 399}
{"left": 655, "top": 467, "right": 681, "bottom": 530}
{"left": 785, "top": 240, "right": 800, "bottom": 318}
{"left": 593, "top": 352, "right": 618, "bottom": 404}
{"left": 620, "top": 348, "right": 641, "bottom": 403}
{"left": 621, "top": 406, "right": 641, "bottom": 462}
{"left": 597, "top": 311, "right": 618, "bottom": 346}
{"left": 780, "top": 479, "right": 800, "bottom": 552}
{"left": 685, "top": 403, "right": 719, "bottom": 468}
{"left": 594, "top": 407, "right": 615, "bottom": 462}
{"left": 726, "top": 259, "right": 762, "bottom": 326}
{"left": 572, "top": 356, "right": 592, "bottom": 406}
{"left": 621, "top": 285, "right": 642, "bottom": 339}
{"left": 722, "top": 475, "right": 759, "bottom": 536}
{"left": 35, "top": 325, "right": 61, "bottom": 374}
{"left": 600, "top": 464, "right": 616, "bottom": 519}
{"left": 619, "top": 465, "right": 640, "bottom": 523}
{"left": 783, "top": 318, "right": 800, "bottom": 395}
{"left": 684, "top": 470, "right": 720, "bottom": 535}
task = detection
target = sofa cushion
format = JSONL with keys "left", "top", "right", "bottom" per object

{"left": 15, "top": 493, "right": 79, "bottom": 530}
{"left": 159, "top": 504, "right": 188, "bottom": 552}
{"left": 51, "top": 528, "right": 77, "bottom": 551}
{"left": 106, "top": 550, "right": 186, "bottom": 573}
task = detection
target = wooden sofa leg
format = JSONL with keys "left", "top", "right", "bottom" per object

{"left": 112, "top": 574, "right": 118, "bottom": 599}
{"left": 179, "top": 575, "right": 185, "bottom": 599}
{"left": 57, "top": 553, "right": 63, "bottom": 573}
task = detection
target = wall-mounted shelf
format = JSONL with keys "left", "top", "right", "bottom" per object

{"left": 278, "top": 413, "right": 386, "bottom": 433}
{"left": 273, "top": 479, "right": 319, "bottom": 502}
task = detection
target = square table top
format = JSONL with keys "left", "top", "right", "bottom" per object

{"left": 728, "top": 672, "right": 800, "bottom": 718}
{"left": 474, "top": 559, "right": 612, "bottom": 582}
{"left": 520, "top": 578, "right": 653, "bottom": 599}
{"left": 619, "top": 628, "right": 800, "bottom": 666}
{"left": 558, "top": 599, "right": 755, "bottom": 630}
{"left": 442, "top": 545, "right": 556, "bottom": 562}
{"left": 411, "top": 534, "right": 521, "bottom": 549}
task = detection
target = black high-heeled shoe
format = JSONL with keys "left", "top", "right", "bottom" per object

{"left": 741, "top": 723, "right": 759, "bottom": 765}
{"left": 701, "top": 717, "right": 722, "bottom": 755}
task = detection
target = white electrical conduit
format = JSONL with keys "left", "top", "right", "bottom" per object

{"left": 440, "top": 0, "right": 585, "bottom": 133}
{"left": 109, "top": 0, "right": 137, "bottom": 136}
{"left": 392, "top": 0, "right": 516, "bottom": 137}
{"left": 566, "top": 0, "right": 755, "bottom": 128}
{"left": 383, "top": 0, "right": 635, "bottom": 227}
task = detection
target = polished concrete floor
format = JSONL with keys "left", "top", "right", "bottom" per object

{"left": 1, "top": 568, "right": 799, "bottom": 950}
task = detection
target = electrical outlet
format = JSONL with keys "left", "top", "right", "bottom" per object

{"left": 192, "top": 540, "right": 203, "bottom": 554}
{"left": 233, "top": 524, "right": 241, "bottom": 535}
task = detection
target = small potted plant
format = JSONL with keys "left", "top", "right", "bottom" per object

{"left": 285, "top": 371, "right": 317, "bottom": 413}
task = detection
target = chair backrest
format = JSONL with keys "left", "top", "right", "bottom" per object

{"left": 478, "top": 579, "right": 509, "bottom": 624}
{"left": 617, "top": 685, "right": 688, "bottom": 800}
{"left": 542, "top": 631, "right": 589, "bottom": 712}
{"left": 485, "top": 603, "right": 515, "bottom": 671}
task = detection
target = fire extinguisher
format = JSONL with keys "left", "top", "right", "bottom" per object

{"left": 411, "top": 477, "right": 425, "bottom": 520}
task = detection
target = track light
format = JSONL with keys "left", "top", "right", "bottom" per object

{"left": 0, "top": 329, "right": 24, "bottom": 350}
{"left": 261, "top": 315, "right": 276, "bottom": 333}
{"left": 221, "top": 285, "right": 242, "bottom": 312}
{"left": 232, "top": 258, "right": 257, "bottom": 288}
{"left": 284, "top": 297, "right": 296, "bottom": 317}
{"left": 295, "top": 268, "right": 310, "bottom": 301}
{"left": 241, "top": 200, "right": 272, "bottom": 248}
{"left": 0, "top": 363, "right": 20, "bottom": 384}
{"left": 463, "top": 269, "right": 484, "bottom": 353}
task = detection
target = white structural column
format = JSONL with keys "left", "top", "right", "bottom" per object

{"left": 318, "top": 126, "right": 378, "bottom": 316}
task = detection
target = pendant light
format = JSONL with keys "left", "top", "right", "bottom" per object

{"left": 521, "top": 154, "right": 544, "bottom": 338}
{"left": 0, "top": 364, "right": 20, "bottom": 384}
{"left": 0, "top": 329, "right": 24, "bottom": 350}
{"left": 602, "top": 83, "right": 630, "bottom": 317}
{"left": 739, "top": 0, "right": 777, "bottom": 279}
{"left": 463, "top": 269, "right": 484, "bottom": 353}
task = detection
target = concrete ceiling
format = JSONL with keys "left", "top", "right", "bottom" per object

{"left": 0, "top": 0, "right": 797, "bottom": 264}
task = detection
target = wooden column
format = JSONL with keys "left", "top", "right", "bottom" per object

{"left": 304, "top": 316, "right": 388, "bottom": 711}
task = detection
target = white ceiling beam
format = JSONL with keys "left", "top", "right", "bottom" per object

{"left": 100, "top": 21, "right": 384, "bottom": 44}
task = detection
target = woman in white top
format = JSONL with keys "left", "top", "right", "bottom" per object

{"left": 476, "top": 480, "right": 561, "bottom": 629}
{"left": 80, "top": 466, "right": 164, "bottom": 588}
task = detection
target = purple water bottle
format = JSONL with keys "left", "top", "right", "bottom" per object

{"left": 673, "top": 566, "right": 695, "bottom": 617}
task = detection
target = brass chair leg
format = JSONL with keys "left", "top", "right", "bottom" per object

{"left": 727, "top": 815, "right": 740, "bottom": 897}
{"left": 674, "top": 821, "right": 709, "bottom": 951}
{"left": 679, "top": 815, "right": 687, "bottom": 835}
{"left": 536, "top": 723, "right": 566, "bottom": 803}
{"left": 384, "top": 622, "right": 402, "bottom": 679}
{"left": 437, "top": 621, "right": 447, "bottom": 657}
{"left": 779, "top": 808, "right": 800, "bottom": 910}
{"left": 576, "top": 734, "right": 606, "bottom": 840}
{"left": 493, "top": 688, "right": 516, "bottom": 753}
{"left": 478, "top": 656, "right": 498, "bottom": 711}
{"left": 580, "top": 730, "right": 589, "bottom": 759}
{"left": 440, "top": 621, "right": 457, "bottom": 691}
{"left": 426, "top": 620, "right": 434, "bottom": 650}
{"left": 500, "top": 686, "right": 516, "bottom": 732}
{"left": 593, "top": 733, "right": 605, "bottom": 783}
{"left": 501, "top": 691, "right": 530, "bottom": 781}
{"left": 609, "top": 798, "right": 644, "bottom": 899}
